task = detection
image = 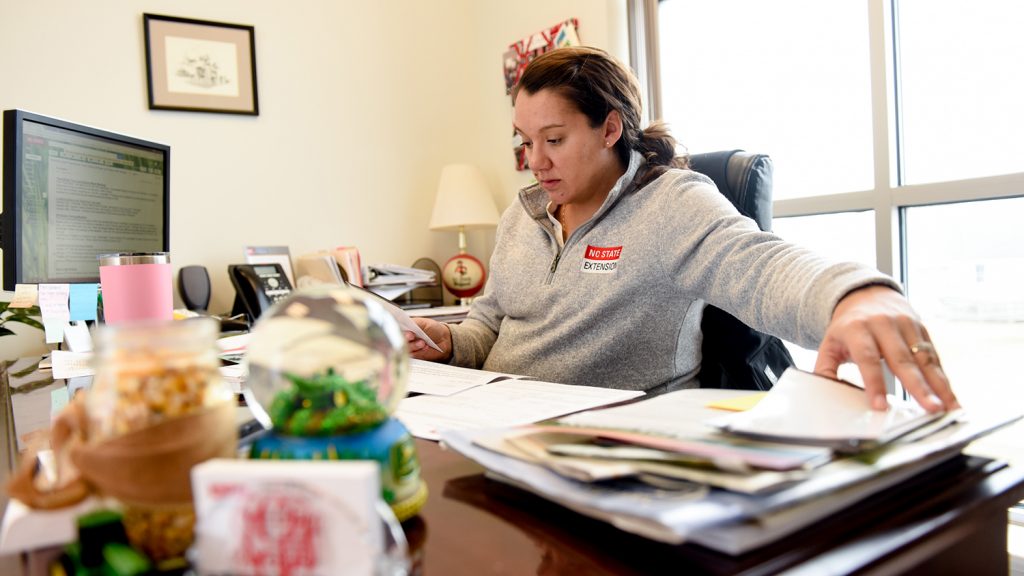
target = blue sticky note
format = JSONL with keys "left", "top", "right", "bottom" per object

{"left": 43, "top": 318, "right": 65, "bottom": 344}
{"left": 51, "top": 386, "right": 70, "bottom": 416}
{"left": 69, "top": 283, "right": 99, "bottom": 321}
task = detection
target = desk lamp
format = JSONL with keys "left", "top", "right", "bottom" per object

{"left": 429, "top": 164, "right": 500, "bottom": 303}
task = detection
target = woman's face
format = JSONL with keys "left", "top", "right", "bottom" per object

{"left": 513, "top": 88, "right": 623, "bottom": 208}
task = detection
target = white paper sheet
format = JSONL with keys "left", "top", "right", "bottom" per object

{"left": 397, "top": 379, "right": 643, "bottom": 441}
{"left": 192, "top": 459, "right": 384, "bottom": 576}
{"left": 216, "top": 332, "right": 251, "bottom": 353}
{"left": 406, "top": 305, "right": 470, "bottom": 319}
{"left": 38, "top": 284, "right": 70, "bottom": 343}
{"left": 367, "top": 284, "right": 412, "bottom": 301}
{"left": 50, "top": 350, "right": 94, "bottom": 379}
{"left": 219, "top": 364, "right": 248, "bottom": 393}
{"left": 406, "top": 359, "right": 512, "bottom": 396}
{"left": 0, "top": 497, "right": 102, "bottom": 555}
{"left": 351, "top": 286, "right": 442, "bottom": 352}
{"left": 709, "top": 368, "right": 944, "bottom": 452}
{"left": 9, "top": 284, "right": 38, "bottom": 308}
{"left": 37, "top": 284, "right": 70, "bottom": 318}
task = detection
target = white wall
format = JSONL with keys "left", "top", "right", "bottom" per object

{"left": 470, "top": 0, "right": 629, "bottom": 206}
{"left": 0, "top": 0, "right": 626, "bottom": 360}
{"left": 465, "top": 0, "right": 629, "bottom": 260}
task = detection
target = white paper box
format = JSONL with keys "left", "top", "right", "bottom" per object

{"left": 191, "top": 459, "right": 383, "bottom": 576}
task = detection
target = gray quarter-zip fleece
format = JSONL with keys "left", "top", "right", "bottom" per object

{"left": 447, "top": 151, "right": 898, "bottom": 392}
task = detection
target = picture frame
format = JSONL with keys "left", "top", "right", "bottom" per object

{"left": 143, "top": 14, "right": 259, "bottom": 115}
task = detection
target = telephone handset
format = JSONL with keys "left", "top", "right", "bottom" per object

{"left": 228, "top": 263, "right": 294, "bottom": 324}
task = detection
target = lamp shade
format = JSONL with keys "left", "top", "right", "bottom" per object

{"left": 429, "top": 164, "right": 500, "bottom": 231}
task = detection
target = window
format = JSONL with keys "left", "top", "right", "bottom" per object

{"left": 651, "top": 0, "right": 1024, "bottom": 467}
{"left": 772, "top": 211, "right": 877, "bottom": 373}
{"left": 771, "top": 211, "right": 876, "bottom": 270}
{"left": 898, "top": 0, "right": 1024, "bottom": 184}
{"left": 658, "top": 0, "right": 874, "bottom": 199}
{"left": 904, "top": 198, "right": 1024, "bottom": 466}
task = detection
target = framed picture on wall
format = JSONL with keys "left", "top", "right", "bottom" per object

{"left": 143, "top": 14, "right": 259, "bottom": 115}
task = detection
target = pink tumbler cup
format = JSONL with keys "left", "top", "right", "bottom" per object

{"left": 98, "top": 252, "right": 173, "bottom": 325}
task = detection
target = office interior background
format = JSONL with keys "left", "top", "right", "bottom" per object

{"left": 1, "top": 0, "right": 1021, "bottom": 534}
{"left": 0, "top": 0, "right": 628, "bottom": 357}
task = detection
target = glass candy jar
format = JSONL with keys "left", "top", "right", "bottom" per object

{"left": 82, "top": 318, "right": 236, "bottom": 562}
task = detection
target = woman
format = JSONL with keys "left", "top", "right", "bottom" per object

{"left": 408, "top": 46, "right": 957, "bottom": 413}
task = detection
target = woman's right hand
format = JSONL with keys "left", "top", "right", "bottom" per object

{"left": 405, "top": 317, "right": 453, "bottom": 362}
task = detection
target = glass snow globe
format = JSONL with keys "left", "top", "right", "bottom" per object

{"left": 244, "top": 285, "right": 426, "bottom": 521}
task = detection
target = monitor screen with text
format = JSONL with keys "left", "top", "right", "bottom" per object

{"left": 2, "top": 110, "right": 170, "bottom": 290}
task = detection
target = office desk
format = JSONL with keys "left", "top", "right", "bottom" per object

{"left": 3, "top": 362, "right": 1024, "bottom": 575}
{"left": 409, "top": 439, "right": 1023, "bottom": 575}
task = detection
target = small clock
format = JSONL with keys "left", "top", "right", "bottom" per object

{"left": 440, "top": 253, "right": 486, "bottom": 299}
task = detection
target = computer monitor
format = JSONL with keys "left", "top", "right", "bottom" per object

{"left": 1, "top": 109, "right": 170, "bottom": 291}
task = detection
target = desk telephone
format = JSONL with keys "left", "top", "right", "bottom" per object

{"left": 229, "top": 263, "right": 293, "bottom": 324}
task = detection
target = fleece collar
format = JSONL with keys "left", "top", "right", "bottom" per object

{"left": 518, "top": 150, "right": 645, "bottom": 223}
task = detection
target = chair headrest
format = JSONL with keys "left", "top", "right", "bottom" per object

{"left": 688, "top": 150, "right": 774, "bottom": 232}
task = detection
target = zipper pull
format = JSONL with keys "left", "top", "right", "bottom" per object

{"left": 549, "top": 252, "right": 561, "bottom": 273}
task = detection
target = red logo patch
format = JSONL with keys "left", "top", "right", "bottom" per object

{"left": 584, "top": 245, "right": 622, "bottom": 260}
{"left": 581, "top": 245, "right": 622, "bottom": 274}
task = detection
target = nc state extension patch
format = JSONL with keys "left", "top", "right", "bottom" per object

{"left": 581, "top": 244, "right": 622, "bottom": 274}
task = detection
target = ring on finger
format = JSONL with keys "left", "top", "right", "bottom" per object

{"left": 910, "top": 341, "right": 939, "bottom": 364}
{"left": 910, "top": 341, "right": 934, "bottom": 355}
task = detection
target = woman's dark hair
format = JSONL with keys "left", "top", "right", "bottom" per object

{"left": 513, "top": 46, "right": 688, "bottom": 174}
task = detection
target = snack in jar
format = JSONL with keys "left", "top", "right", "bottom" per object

{"left": 77, "top": 317, "right": 237, "bottom": 562}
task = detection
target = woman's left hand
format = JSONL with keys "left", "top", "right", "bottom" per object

{"left": 815, "top": 285, "right": 960, "bottom": 413}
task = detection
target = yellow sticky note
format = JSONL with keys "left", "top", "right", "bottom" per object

{"left": 10, "top": 284, "right": 38, "bottom": 308}
{"left": 707, "top": 392, "right": 767, "bottom": 412}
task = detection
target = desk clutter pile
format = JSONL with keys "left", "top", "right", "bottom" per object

{"left": 2, "top": 286, "right": 425, "bottom": 576}
{"left": 3, "top": 274, "right": 1021, "bottom": 573}
{"left": 439, "top": 369, "right": 1020, "bottom": 554}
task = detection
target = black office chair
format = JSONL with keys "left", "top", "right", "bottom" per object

{"left": 178, "top": 264, "right": 250, "bottom": 332}
{"left": 178, "top": 265, "right": 212, "bottom": 312}
{"left": 688, "top": 150, "right": 794, "bottom": 391}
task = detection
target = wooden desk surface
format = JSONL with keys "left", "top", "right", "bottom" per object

{"left": 3, "top": 361, "right": 1023, "bottom": 575}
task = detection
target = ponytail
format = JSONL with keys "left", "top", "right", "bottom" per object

{"left": 636, "top": 121, "right": 688, "bottom": 169}
{"left": 631, "top": 121, "right": 689, "bottom": 188}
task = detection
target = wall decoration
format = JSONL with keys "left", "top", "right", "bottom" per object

{"left": 144, "top": 14, "right": 259, "bottom": 115}
{"left": 503, "top": 19, "right": 581, "bottom": 171}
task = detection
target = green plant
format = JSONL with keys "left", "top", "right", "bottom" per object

{"left": 0, "top": 302, "right": 43, "bottom": 337}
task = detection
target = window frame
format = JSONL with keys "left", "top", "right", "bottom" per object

{"left": 632, "top": 0, "right": 1024, "bottom": 284}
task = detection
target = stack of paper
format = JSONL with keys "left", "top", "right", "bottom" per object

{"left": 294, "top": 252, "right": 347, "bottom": 288}
{"left": 461, "top": 387, "right": 833, "bottom": 495}
{"left": 219, "top": 364, "right": 247, "bottom": 394}
{"left": 366, "top": 263, "right": 435, "bottom": 286}
{"left": 365, "top": 263, "right": 437, "bottom": 301}
{"left": 292, "top": 247, "right": 368, "bottom": 288}
{"left": 406, "top": 305, "right": 470, "bottom": 323}
{"left": 442, "top": 420, "right": 996, "bottom": 553}
{"left": 334, "top": 246, "right": 364, "bottom": 287}
{"left": 438, "top": 370, "right": 1022, "bottom": 554}
{"left": 216, "top": 333, "right": 250, "bottom": 393}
